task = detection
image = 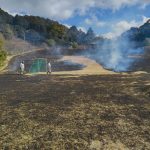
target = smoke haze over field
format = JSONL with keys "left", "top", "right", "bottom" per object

{"left": 85, "top": 38, "right": 144, "bottom": 72}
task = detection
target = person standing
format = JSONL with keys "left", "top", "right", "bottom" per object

{"left": 20, "top": 61, "right": 25, "bottom": 74}
{"left": 47, "top": 62, "right": 51, "bottom": 74}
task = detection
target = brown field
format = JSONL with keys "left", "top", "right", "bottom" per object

{"left": 0, "top": 73, "right": 150, "bottom": 150}
{"left": 0, "top": 49, "right": 150, "bottom": 150}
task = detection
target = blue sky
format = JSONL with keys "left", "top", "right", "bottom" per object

{"left": 0, "top": 0, "right": 150, "bottom": 38}
{"left": 61, "top": 4, "right": 150, "bottom": 38}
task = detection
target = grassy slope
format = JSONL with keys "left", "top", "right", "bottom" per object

{"left": 0, "top": 74, "right": 150, "bottom": 149}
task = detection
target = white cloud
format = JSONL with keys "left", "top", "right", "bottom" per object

{"left": 0, "top": 0, "right": 150, "bottom": 20}
{"left": 103, "top": 20, "right": 136, "bottom": 39}
{"left": 96, "top": 21, "right": 106, "bottom": 27}
{"left": 85, "top": 18, "right": 92, "bottom": 25}
{"left": 96, "top": 0, "right": 150, "bottom": 10}
{"left": 103, "top": 32, "right": 115, "bottom": 39}
{"left": 62, "top": 23, "right": 87, "bottom": 32}
{"left": 139, "top": 0, "right": 150, "bottom": 9}
{"left": 77, "top": 26, "right": 87, "bottom": 33}
{"left": 95, "top": 0, "right": 136, "bottom": 10}
{"left": 85, "top": 15, "right": 106, "bottom": 27}
{"left": 63, "top": 24, "right": 71, "bottom": 28}
{"left": 0, "top": 0, "right": 94, "bottom": 20}
{"left": 142, "top": 16, "right": 150, "bottom": 23}
{"left": 103, "top": 16, "right": 150, "bottom": 39}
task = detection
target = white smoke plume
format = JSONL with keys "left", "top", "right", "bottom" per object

{"left": 85, "top": 37, "right": 144, "bottom": 72}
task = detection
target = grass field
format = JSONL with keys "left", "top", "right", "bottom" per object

{"left": 0, "top": 73, "right": 150, "bottom": 149}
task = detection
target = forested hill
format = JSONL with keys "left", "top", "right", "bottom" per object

{"left": 121, "top": 19, "right": 150, "bottom": 47}
{"left": 0, "top": 8, "right": 96, "bottom": 46}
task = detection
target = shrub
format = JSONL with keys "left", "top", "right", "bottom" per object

{"left": 0, "top": 37, "right": 7, "bottom": 66}
{"left": 71, "top": 42, "right": 78, "bottom": 49}
{"left": 46, "top": 39, "right": 56, "bottom": 47}
{"left": 0, "top": 50, "right": 6, "bottom": 66}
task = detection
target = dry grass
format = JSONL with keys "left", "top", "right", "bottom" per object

{"left": 55, "top": 56, "right": 116, "bottom": 75}
{"left": 0, "top": 74, "right": 150, "bottom": 149}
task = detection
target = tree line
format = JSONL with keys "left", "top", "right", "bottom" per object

{"left": 0, "top": 8, "right": 96, "bottom": 47}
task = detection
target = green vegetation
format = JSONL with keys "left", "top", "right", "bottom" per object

{"left": 71, "top": 42, "right": 78, "bottom": 49}
{"left": 0, "top": 50, "right": 6, "bottom": 66}
{"left": 0, "top": 35, "right": 6, "bottom": 66}
{"left": 46, "top": 39, "right": 56, "bottom": 47}
{"left": 0, "top": 8, "right": 96, "bottom": 46}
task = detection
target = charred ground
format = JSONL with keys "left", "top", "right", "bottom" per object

{"left": 0, "top": 73, "right": 150, "bottom": 149}
{"left": 7, "top": 50, "right": 85, "bottom": 74}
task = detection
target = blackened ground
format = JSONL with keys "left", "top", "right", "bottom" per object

{"left": 130, "top": 57, "right": 150, "bottom": 72}
{"left": 7, "top": 49, "right": 85, "bottom": 73}
{"left": 0, "top": 74, "right": 150, "bottom": 149}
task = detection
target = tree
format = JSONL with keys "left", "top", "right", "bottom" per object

{"left": 144, "top": 38, "right": 150, "bottom": 46}
{"left": 0, "top": 8, "right": 13, "bottom": 24}
{"left": 13, "top": 15, "right": 29, "bottom": 29}
{"left": 67, "top": 26, "right": 78, "bottom": 42}
{"left": 71, "top": 42, "right": 78, "bottom": 49}
{"left": 46, "top": 39, "right": 56, "bottom": 47}
{"left": 48, "top": 23, "right": 66, "bottom": 39}
{"left": 2, "top": 24, "right": 14, "bottom": 39}
{"left": 84, "top": 27, "right": 95, "bottom": 43}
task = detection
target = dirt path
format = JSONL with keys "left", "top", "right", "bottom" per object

{"left": 53, "top": 56, "right": 116, "bottom": 75}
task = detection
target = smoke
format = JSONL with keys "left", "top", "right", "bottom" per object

{"left": 85, "top": 37, "right": 144, "bottom": 72}
{"left": 8, "top": 56, "right": 22, "bottom": 73}
{"left": 50, "top": 46, "right": 63, "bottom": 55}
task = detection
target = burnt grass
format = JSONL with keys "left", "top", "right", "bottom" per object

{"left": 0, "top": 73, "right": 150, "bottom": 149}
{"left": 7, "top": 50, "right": 85, "bottom": 73}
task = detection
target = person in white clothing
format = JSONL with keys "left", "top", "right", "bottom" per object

{"left": 20, "top": 61, "right": 25, "bottom": 74}
{"left": 47, "top": 62, "right": 51, "bottom": 74}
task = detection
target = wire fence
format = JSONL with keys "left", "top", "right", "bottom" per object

{"left": 29, "top": 58, "right": 47, "bottom": 73}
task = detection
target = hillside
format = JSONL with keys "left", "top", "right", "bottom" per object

{"left": 121, "top": 19, "right": 150, "bottom": 47}
{"left": 0, "top": 8, "right": 96, "bottom": 47}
